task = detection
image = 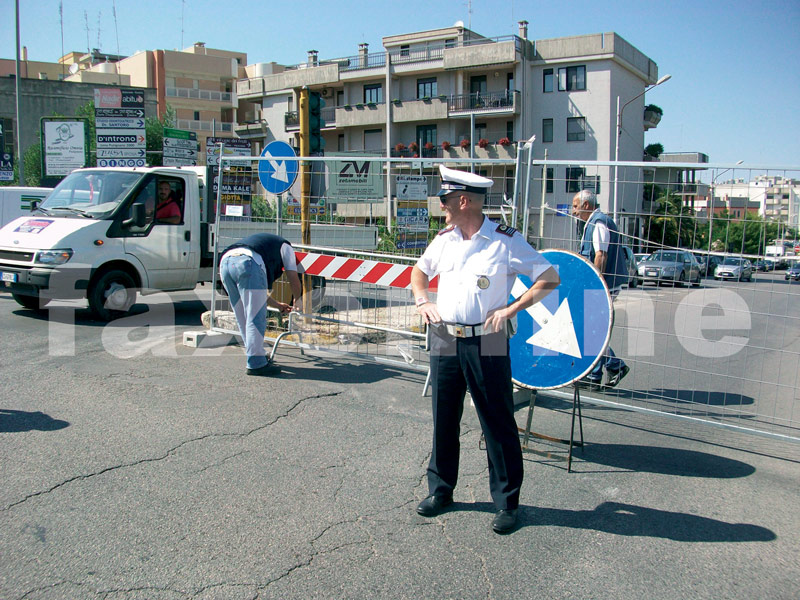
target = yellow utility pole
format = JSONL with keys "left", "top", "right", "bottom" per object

{"left": 298, "top": 87, "right": 312, "bottom": 315}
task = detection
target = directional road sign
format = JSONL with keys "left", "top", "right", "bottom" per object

{"left": 96, "top": 148, "right": 146, "bottom": 159}
{"left": 258, "top": 141, "right": 298, "bottom": 195}
{"left": 94, "top": 108, "right": 145, "bottom": 118}
{"left": 509, "top": 249, "right": 613, "bottom": 390}
{"left": 95, "top": 117, "right": 146, "bottom": 129}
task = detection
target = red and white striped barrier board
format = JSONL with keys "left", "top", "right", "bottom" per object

{"left": 295, "top": 252, "right": 438, "bottom": 290}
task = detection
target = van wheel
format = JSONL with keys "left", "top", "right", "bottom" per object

{"left": 12, "top": 293, "right": 48, "bottom": 311}
{"left": 89, "top": 270, "right": 136, "bottom": 321}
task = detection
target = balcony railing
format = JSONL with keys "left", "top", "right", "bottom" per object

{"left": 167, "top": 87, "right": 233, "bottom": 103}
{"left": 279, "top": 35, "right": 519, "bottom": 74}
{"left": 448, "top": 90, "right": 517, "bottom": 113}
{"left": 176, "top": 119, "right": 233, "bottom": 132}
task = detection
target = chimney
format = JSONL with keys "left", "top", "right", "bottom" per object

{"left": 518, "top": 20, "right": 529, "bottom": 40}
{"left": 193, "top": 42, "right": 206, "bottom": 55}
{"left": 22, "top": 46, "right": 28, "bottom": 61}
{"left": 307, "top": 50, "right": 319, "bottom": 66}
{"left": 358, "top": 43, "right": 369, "bottom": 68}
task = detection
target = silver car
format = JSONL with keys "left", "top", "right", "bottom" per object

{"left": 638, "top": 250, "right": 702, "bottom": 286}
{"left": 714, "top": 257, "right": 754, "bottom": 281}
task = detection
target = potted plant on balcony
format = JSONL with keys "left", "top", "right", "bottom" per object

{"left": 644, "top": 104, "right": 663, "bottom": 127}
{"left": 459, "top": 138, "right": 470, "bottom": 149}
{"left": 478, "top": 138, "right": 489, "bottom": 149}
{"left": 441, "top": 140, "right": 451, "bottom": 151}
{"left": 409, "top": 141, "right": 419, "bottom": 153}
{"left": 497, "top": 137, "right": 511, "bottom": 146}
{"left": 356, "top": 103, "right": 365, "bottom": 109}
{"left": 392, "top": 98, "right": 401, "bottom": 105}
{"left": 394, "top": 142, "right": 406, "bottom": 154}
{"left": 424, "top": 142, "right": 434, "bottom": 151}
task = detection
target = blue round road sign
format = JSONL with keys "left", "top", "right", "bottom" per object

{"left": 509, "top": 249, "right": 613, "bottom": 390}
{"left": 258, "top": 141, "right": 298, "bottom": 195}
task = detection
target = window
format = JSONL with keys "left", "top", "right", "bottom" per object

{"left": 545, "top": 167, "right": 554, "bottom": 194}
{"left": 364, "top": 83, "right": 382, "bottom": 104}
{"left": 400, "top": 45, "right": 410, "bottom": 57}
{"left": 193, "top": 111, "right": 200, "bottom": 121}
{"left": 566, "top": 167, "right": 585, "bottom": 193}
{"left": 445, "top": 38, "right": 456, "bottom": 49}
{"left": 475, "top": 123, "right": 487, "bottom": 142}
{"left": 506, "top": 121, "right": 514, "bottom": 141}
{"left": 416, "top": 125, "right": 437, "bottom": 156}
{"left": 582, "top": 175, "right": 600, "bottom": 194}
{"left": 567, "top": 117, "right": 586, "bottom": 142}
{"left": 337, "top": 134, "right": 345, "bottom": 152}
{"left": 507, "top": 72, "right": 514, "bottom": 92}
{"left": 542, "top": 118, "right": 553, "bottom": 143}
{"left": 558, "top": 66, "right": 586, "bottom": 91}
{"left": 417, "top": 77, "right": 437, "bottom": 98}
{"left": 336, "top": 90, "right": 344, "bottom": 106}
{"left": 363, "top": 129, "right": 382, "bottom": 151}
{"left": 470, "top": 76, "right": 487, "bottom": 95}
{"left": 543, "top": 68, "right": 553, "bottom": 93}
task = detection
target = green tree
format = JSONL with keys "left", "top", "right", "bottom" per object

{"left": 643, "top": 186, "right": 697, "bottom": 249}
{"left": 145, "top": 104, "right": 176, "bottom": 166}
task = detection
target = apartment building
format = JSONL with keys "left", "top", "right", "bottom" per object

{"left": 69, "top": 42, "right": 247, "bottom": 156}
{"left": 236, "top": 23, "right": 662, "bottom": 240}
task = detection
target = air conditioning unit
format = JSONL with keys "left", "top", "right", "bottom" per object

{"left": 321, "top": 88, "right": 331, "bottom": 98}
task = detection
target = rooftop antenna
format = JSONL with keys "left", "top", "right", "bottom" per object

{"left": 96, "top": 10, "right": 102, "bottom": 52}
{"left": 112, "top": 0, "right": 121, "bottom": 83}
{"left": 59, "top": 1, "right": 65, "bottom": 78}
{"left": 181, "top": 0, "right": 185, "bottom": 49}
{"left": 84, "top": 11, "right": 90, "bottom": 54}
{"left": 467, "top": 0, "right": 472, "bottom": 30}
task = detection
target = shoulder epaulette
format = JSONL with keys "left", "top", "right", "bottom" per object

{"left": 495, "top": 223, "right": 516, "bottom": 237}
{"left": 438, "top": 225, "right": 456, "bottom": 236}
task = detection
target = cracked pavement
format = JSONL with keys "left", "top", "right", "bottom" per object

{"left": 1, "top": 293, "right": 800, "bottom": 599}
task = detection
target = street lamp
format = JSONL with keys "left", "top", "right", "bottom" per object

{"left": 707, "top": 160, "right": 744, "bottom": 259}
{"left": 613, "top": 73, "right": 671, "bottom": 223}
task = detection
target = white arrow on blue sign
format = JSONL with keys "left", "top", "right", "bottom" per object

{"left": 509, "top": 249, "right": 612, "bottom": 390}
{"left": 258, "top": 141, "right": 298, "bottom": 195}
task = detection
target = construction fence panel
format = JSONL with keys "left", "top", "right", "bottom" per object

{"left": 210, "top": 153, "right": 800, "bottom": 443}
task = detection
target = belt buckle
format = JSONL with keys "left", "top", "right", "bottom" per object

{"left": 453, "top": 325, "right": 465, "bottom": 338}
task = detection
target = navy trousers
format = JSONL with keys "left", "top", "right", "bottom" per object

{"left": 427, "top": 326, "right": 523, "bottom": 510}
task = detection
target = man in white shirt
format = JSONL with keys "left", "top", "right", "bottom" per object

{"left": 411, "top": 165, "right": 560, "bottom": 534}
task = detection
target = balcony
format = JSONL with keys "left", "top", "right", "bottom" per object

{"left": 234, "top": 120, "right": 268, "bottom": 138}
{"left": 643, "top": 108, "right": 662, "bottom": 131}
{"left": 176, "top": 119, "right": 233, "bottom": 132}
{"left": 448, "top": 90, "right": 519, "bottom": 117}
{"left": 166, "top": 86, "right": 233, "bottom": 104}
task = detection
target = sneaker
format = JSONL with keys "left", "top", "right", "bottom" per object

{"left": 246, "top": 361, "right": 280, "bottom": 376}
{"left": 605, "top": 365, "right": 630, "bottom": 388}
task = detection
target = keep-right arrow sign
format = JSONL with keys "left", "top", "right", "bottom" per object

{"left": 509, "top": 249, "right": 612, "bottom": 390}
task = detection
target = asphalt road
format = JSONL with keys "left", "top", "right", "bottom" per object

{"left": 1, "top": 286, "right": 799, "bottom": 599}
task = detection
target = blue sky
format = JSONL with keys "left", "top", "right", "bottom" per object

{"left": 4, "top": 0, "right": 799, "bottom": 171}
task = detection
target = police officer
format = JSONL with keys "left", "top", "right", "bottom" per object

{"left": 220, "top": 233, "right": 302, "bottom": 376}
{"left": 572, "top": 189, "right": 630, "bottom": 388}
{"left": 411, "top": 165, "right": 560, "bottom": 534}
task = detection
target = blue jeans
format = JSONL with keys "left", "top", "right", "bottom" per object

{"left": 220, "top": 254, "right": 269, "bottom": 369}
{"left": 589, "top": 295, "right": 625, "bottom": 381}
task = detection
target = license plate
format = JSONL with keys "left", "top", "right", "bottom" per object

{"left": 1, "top": 271, "right": 18, "bottom": 283}
{"left": 646, "top": 270, "right": 657, "bottom": 277}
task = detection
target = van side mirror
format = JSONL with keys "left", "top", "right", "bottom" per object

{"left": 123, "top": 202, "right": 147, "bottom": 228}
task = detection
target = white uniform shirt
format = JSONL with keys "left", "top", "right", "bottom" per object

{"left": 416, "top": 217, "right": 552, "bottom": 324}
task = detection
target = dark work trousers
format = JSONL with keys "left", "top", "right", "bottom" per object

{"left": 427, "top": 325, "right": 523, "bottom": 510}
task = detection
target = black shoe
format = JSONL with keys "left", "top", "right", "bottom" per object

{"left": 246, "top": 361, "right": 280, "bottom": 376}
{"left": 416, "top": 495, "right": 453, "bottom": 517}
{"left": 492, "top": 509, "right": 518, "bottom": 534}
{"left": 578, "top": 376, "right": 602, "bottom": 391}
{"left": 605, "top": 365, "right": 630, "bottom": 388}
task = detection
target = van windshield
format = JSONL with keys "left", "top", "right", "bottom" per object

{"left": 39, "top": 170, "right": 144, "bottom": 219}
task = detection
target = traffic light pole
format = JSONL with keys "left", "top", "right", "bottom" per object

{"left": 299, "top": 87, "right": 312, "bottom": 315}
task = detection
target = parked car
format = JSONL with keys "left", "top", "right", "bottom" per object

{"left": 638, "top": 250, "right": 702, "bottom": 286}
{"left": 634, "top": 253, "right": 650, "bottom": 265}
{"left": 694, "top": 253, "right": 723, "bottom": 276}
{"left": 714, "top": 257, "right": 754, "bottom": 281}
{"left": 785, "top": 263, "right": 800, "bottom": 281}
{"left": 753, "top": 259, "right": 775, "bottom": 272}
{"left": 621, "top": 246, "right": 640, "bottom": 288}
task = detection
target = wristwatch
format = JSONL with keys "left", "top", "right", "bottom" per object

{"left": 415, "top": 297, "right": 430, "bottom": 307}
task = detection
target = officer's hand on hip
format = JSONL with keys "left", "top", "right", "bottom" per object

{"left": 416, "top": 301, "right": 441, "bottom": 325}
